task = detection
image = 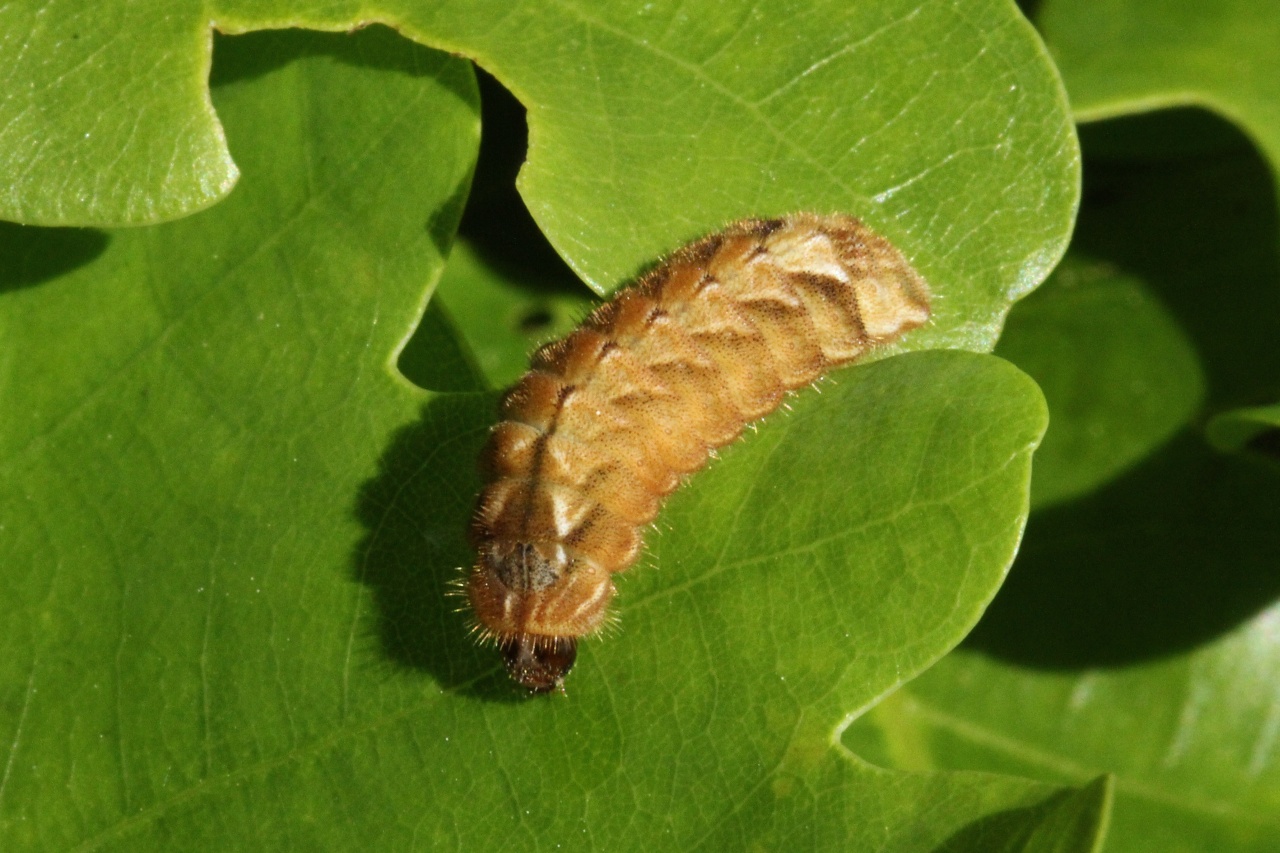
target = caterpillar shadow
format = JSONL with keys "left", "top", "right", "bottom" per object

{"left": 350, "top": 391, "right": 527, "bottom": 702}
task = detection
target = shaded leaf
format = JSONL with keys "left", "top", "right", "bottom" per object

{"left": 844, "top": 110, "right": 1280, "bottom": 853}
{"left": 1037, "top": 0, "right": 1280, "bottom": 176}
{"left": 1207, "top": 404, "right": 1280, "bottom": 457}
{"left": 993, "top": 255, "right": 1203, "bottom": 509}
{"left": 426, "top": 237, "right": 594, "bottom": 389}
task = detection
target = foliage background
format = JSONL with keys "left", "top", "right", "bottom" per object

{"left": 0, "top": 0, "right": 1276, "bottom": 850}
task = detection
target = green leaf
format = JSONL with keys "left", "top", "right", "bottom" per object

{"left": 5, "top": 0, "right": 1078, "bottom": 353}
{"left": 845, "top": 111, "right": 1280, "bottom": 853}
{"left": 931, "top": 775, "right": 1114, "bottom": 853}
{"left": 426, "top": 237, "right": 595, "bottom": 389}
{"left": 1036, "top": 0, "right": 1280, "bottom": 176}
{"left": 1, "top": 3, "right": 1088, "bottom": 849}
{"left": 993, "top": 255, "right": 1203, "bottom": 510}
{"left": 1206, "top": 404, "right": 1280, "bottom": 456}
{"left": 0, "top": 2, "right": 238, "bottom": 225}
{"left": 394, "top": 296, "right": 489, "bottom": 394}
{"left": 0, "top": 27, "right": 479, "bottom": 849}
{"left": 359, "top": 349, "right": 1064, "bottom": 853}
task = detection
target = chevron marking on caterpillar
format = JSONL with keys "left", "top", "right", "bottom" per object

{"left": 465, "top": 213, "right": 931, "bottom": 693}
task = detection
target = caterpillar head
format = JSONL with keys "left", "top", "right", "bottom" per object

{"left": 499, "top": 634, "right": 578, "bottom": 694}
{"left": 467, "top": 540, "right": 615, "bottom": 692}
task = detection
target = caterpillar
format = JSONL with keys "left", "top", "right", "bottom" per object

{"left": 466, "top": 213, "right": 931, "bottom": 693}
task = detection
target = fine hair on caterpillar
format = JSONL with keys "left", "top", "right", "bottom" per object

{"left": 466, "top": 213, "right": 931, "bottom": 693}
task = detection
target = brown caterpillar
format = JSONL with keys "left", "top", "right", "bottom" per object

{"left": 466, "top": 213, "right": 931, "bottom": 693}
